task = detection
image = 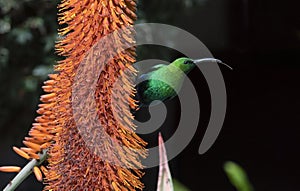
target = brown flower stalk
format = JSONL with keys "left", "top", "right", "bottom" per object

{"left": 1, "top": 0, "right": 147, "bottom": 190}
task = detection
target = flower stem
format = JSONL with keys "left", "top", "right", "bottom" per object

{"left": 3, "top": 149, "right": 48, "bottom": 191}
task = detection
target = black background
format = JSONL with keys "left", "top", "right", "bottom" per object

{"left": 139, "top": 1, "right": 300, "bottom": 190}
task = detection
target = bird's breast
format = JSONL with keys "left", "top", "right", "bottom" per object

{"left": 136, "top": 79, "right": 176, "bottom": 106}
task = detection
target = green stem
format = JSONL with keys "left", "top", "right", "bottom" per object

{"left": 3, "top": 149, "right": 48, "bottom": 191}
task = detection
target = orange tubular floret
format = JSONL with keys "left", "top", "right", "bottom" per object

{"left": 28, "top": 152, "right": 40, "bottom": 160}
{"left": 33, "top": 166, "right": 43, "bottom": 182}
{"left": 0, "top": 166, "right": 21, "bottom": 173}
{"left": 13, "top": 146, "right": 30, "bottom": 160}
{"left": 40, "top": 165, "right": 48, "bottom": 175}
{"left": 22, "top": 141, "right": 41, "bottom": 152}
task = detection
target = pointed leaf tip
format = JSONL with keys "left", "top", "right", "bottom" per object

{"left": 157, "top": 133, "right": 174, "bottom": 191}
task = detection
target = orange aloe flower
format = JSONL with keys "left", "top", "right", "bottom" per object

{"left": 1, "top": 0, "right": 147, "bottom": 190}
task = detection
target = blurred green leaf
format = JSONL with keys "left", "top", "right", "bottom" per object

{"left": 24, "top": 76, "right": 38, "bottom": 91}
{"left": 0, "top": 17, "right": 11, "bottom": 34}
{"left": 173, "top": 179, "right": 190, "bottom": 191}
{"left": 11, "top": 28, "right": 33, "bottom": 44}
{"left": 0, "top": 0, "right": 18, "bottom": 14}
{"left": 43, "top": 34, "right": 57, "bottom": 52}
{"left": 224, "top": 161, "right": 254, "bottom": 191}
{"left": 24, "top": 17, "right": 45, "bottom": 32}
{"left": 32, "top": 65, "right": 53, "bottom": 79}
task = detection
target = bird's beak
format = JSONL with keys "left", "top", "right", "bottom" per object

{"left": 193, "top": 58, "right": 233, "bottom": 70}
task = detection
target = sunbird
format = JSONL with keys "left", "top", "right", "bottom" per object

{"left": 135, "top": 57, "right": 231, "bottom": 108}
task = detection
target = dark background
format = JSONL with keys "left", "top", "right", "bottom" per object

{"left": 0, "top": 0, "right": 299, "bottom": 190}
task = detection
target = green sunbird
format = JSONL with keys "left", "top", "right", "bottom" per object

{"left": 135, "top": 57, "right": 230, "bottom": 108}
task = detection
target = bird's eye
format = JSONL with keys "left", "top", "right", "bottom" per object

{"left": 184, "top": 60, "right": 194, "bottom": 65}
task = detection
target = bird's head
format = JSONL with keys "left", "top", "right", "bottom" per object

{"left": 172, "top": 57, "right": 196, "bottom": 73}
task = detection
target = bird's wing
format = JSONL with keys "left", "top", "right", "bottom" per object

{"left": 150, "top": 64, "right": 167, "bottom": 71}
{"left": 137, "top": 64, "right": 167, "bottom": 80}
{"left": 137, "top": 65, "right": 165, "bottom": 81}
{"left": 137, "top": 73, "right": 150, "bottom": 82}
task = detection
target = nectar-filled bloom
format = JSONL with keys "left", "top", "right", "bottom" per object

{"left": 1, "top": 0, "right": 147, "bottom": 190}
